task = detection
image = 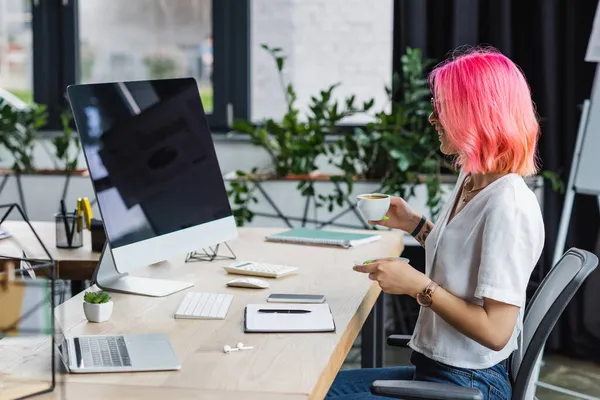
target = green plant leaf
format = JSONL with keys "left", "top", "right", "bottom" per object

{"left": 541, "top": 170, "right": 565, "bottom": 194}
{"left": 276, "top": 56, "right": 285, "bottom": 72}
{"left": 232, "top": 120, "right": 255, "bottom": 134}
{"left": 83, "top": 291, "right": 111, "bottom": 304}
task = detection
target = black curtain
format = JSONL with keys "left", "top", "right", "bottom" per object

{"left": 393, "top": 0, "right": 600, "bottom": 362}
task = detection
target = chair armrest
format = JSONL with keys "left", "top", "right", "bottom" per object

{"left": 371, "top": 380, "right": 483, "bottom": 400}
{"left": 387, "top": 334, "right": 412, "bottom": 347}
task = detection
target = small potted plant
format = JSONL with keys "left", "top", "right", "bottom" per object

{"left": 83, "top": 291, "right": 113, "bottom": 323}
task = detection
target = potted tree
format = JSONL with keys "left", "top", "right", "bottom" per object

{"left": 83, "top": 291, "right": 113, "bottom": 323}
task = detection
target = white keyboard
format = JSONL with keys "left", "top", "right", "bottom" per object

{"left": 223, "top": 261, "right": 299, "bottom": 278}
{"left": 174, "top": 292, "right": 233, "bottom": 320}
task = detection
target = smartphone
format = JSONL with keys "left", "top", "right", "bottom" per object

{"left": 267, "top": 294, "right": 326, "bottom": 303}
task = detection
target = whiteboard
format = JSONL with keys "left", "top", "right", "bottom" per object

{"left": 574, "top": 67, "right": 600, "bottom": 196}
{"left": 586, "top": 1, "right": 600, "bottom": 62}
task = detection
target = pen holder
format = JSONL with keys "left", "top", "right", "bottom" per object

{"left": 55, "top": 213, "right": 83, "bottom": 249}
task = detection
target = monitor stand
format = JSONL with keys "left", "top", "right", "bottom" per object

{"left": 92, "top": 244, "right": 194, "bottom": 297}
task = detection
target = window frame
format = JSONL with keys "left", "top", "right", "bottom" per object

{"left": 30, "top": 0, "right": 249, "bottom": 132}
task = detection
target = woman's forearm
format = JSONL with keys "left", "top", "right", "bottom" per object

{"left": 423, "top": 287, "right": 518, "bottom": 351}
{"left": 409, "top": 213, "right": 434, "bottom": 247}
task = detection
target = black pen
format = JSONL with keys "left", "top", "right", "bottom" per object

{"left": 258, "top": 309, "right": 311, "bottom": 314}
{"left": 60, "top": 199, "right": 72, "bottom": 247}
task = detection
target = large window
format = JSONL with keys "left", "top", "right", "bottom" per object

{"left": 78, "top": 0, "right": 214, "bottom": 112}
{"left": 0, "top": 0, "right": 248, "bottom": 131}
{"left": 1, "top": 0, "right": 394, "bottom": 132}
{"left": 250, "top": 0, "right": 393, "bottom": 123}
{"left": 0, "top": 0, "right": 33, "bottom": 104}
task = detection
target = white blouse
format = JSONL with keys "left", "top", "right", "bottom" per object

{"left": 408, "top": 171, "right": 545, "bottom": 369}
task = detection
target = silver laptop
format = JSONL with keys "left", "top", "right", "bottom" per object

{"left": 57, "top": 333, "right": 181, "bottom": 373}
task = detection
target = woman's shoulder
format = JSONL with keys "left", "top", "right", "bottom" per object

{"left": 483, "top": 174, "right": 543, "bottom": 220}
{"left": 482, "top": 174, "right": 545, "bottom": 249}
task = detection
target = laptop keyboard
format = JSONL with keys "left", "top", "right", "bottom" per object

{"left": 76, "top": 335, "right": 131, "bottom": 368}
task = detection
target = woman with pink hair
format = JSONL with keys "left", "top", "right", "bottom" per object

{"left": 326, "top": 46, "right": 545, "bottom": 400}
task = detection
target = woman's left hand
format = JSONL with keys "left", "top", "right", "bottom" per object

{"left": 353, "top": 258, "right": 430, "bottom": 297}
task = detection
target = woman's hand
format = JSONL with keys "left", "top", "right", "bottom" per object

{"left": 369, "top": 196, "right": 422, "bottom": 233}
{"left": 354, "top": 259, "right": 519, "bottom": 350}
{"left": 370, "top": 197, "right": 434, "bottom": 248}
{"left": 353, "top": 258, "right": 430, "bottom": 297}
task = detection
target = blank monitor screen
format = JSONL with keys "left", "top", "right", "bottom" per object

{"left": 67, "top": 78, "right": 233, "bottom": 255}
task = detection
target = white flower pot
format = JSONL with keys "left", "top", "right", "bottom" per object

{"left": 83, "top": 301, "right": 113, "bottom": 323}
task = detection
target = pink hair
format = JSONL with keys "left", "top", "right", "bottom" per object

{"left": 429, "top": 47, "right": 540, "bottom": 176}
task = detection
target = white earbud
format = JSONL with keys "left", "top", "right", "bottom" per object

{"left": 236, "top": 342, "right": 254, "bottom": 350}
{"left": 223, "top": 344, "right": 237, "bottom": 353}
{"left": 223, "top": 342, "right": 254, "bottom": 353}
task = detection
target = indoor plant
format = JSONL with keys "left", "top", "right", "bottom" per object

{"left": 0, "top": 99, "right": 84, "bottom": 175}
{"left": 229, "top": 44, "right": 373, "bottom": 226}
{"left": 327, "top": 47, "right": 452, "bottom": 220}
{"left": 50, "top": 111, "right": 82, "bottom": 174}
{"left": 0, "top": 100, "right": 87, "bottom": 220}
{"left": 0, "top": 98, "right": 48, "bottom": 173}
{"left": 83, "top": 291, "right": 113, "bottom": 323}
{"left": 228, "top": 46, "right": 445, "bottom": 226}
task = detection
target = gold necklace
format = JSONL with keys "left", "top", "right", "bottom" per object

{"left": 461, "top": 176, "right": 485, "bottom": 203}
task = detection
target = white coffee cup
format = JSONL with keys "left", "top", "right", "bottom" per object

{"left": 356, "top": 193, "right": 391, "bottom": 222}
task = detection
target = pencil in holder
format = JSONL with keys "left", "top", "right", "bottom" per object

{"left": 55, "top": 212, "right": 83, "bottom": 249}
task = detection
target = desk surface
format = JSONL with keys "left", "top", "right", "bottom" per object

{"left": 0, "top": 221, "right": 100, "bottom": 280}
{"left": 0, "top": 227, "right": 403, "bottom": 400}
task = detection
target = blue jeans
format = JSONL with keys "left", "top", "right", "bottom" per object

{"left": 326, "top": 352, "right": 511, "bottom": 400}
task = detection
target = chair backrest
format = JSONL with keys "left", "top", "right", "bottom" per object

{"left": 510, "top": 248, "right": 598, "bottom": 399}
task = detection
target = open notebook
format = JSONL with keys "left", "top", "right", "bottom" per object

{"left": 244, "top": 303, "right": 336, "bottom": 333}
{"left": 265, "top": 228, "right": 380, "bottom": 248}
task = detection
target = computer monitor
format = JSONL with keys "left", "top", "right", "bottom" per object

{"left": 67, "top": 78, "right": 237, "bottom": 297}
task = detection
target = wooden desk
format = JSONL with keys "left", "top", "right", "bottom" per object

{"left": 0, "top": 228, "right": 403, "bottom": 399}
{"left": 0, "top": 221, "right": 100, "bottom": 281}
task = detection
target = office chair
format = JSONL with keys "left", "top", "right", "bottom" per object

{"left": 371, "top": 248, "right": 599, "bottom": 400}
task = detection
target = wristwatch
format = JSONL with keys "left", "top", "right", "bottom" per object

{"left": 416, "top": 281, "right": 438, "bottom": 307}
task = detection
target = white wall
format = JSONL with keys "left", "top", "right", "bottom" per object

{"left": 251, "top": 0, "right": 393, "bottom": 122}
